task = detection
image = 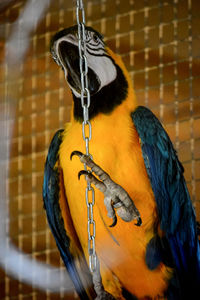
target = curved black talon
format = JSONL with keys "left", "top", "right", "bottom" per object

{"left": 70, "top": 150, "right": 84, "bottom": 161}
{"left": 135, "top": 217, "right": 142, "bottom": 227}
{"left": 109, "top": 215, "right": 117, "bottom": 228}
{"left": 78, "top": 170, "right": 91, "bottom": 180}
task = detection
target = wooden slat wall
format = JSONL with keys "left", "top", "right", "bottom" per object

{"left": 0, "top": 0, "right": 199, "bottom": 299}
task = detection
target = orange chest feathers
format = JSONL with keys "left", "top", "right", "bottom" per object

{"left": 59, "top": 111, "right": 171, "bottom": 299}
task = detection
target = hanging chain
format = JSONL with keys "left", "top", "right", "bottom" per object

{"left": 76, "top": 0, "right": 97, "bottom": 273}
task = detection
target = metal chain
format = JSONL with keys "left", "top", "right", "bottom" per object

{"left": 76, "top": 0, "right": 97, "bottom": 273}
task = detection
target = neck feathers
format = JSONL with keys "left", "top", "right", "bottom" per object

{"left": 71, "top": 50, "right": 137, "bottom": 123}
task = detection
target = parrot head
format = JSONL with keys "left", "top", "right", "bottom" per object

{"left": 50, "top": 25, "right": 129, "bottom": 120}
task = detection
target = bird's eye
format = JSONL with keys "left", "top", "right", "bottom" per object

{"left": 93, "top": 33, "right": 99, "bottom": 42}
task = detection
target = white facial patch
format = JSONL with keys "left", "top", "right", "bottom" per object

{"left": 87, "top": 53, "right": 117, "bottom": 91}
{"left": 53, "top": 31, "right": 117, "bottom": 97}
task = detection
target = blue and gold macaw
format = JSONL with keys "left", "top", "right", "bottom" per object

{"left": 43, "top": 25, "right": 200, "bottom": 299}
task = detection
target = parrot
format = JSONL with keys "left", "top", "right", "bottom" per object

{"left": 43, "top": 25, "right": 200, "bottom": 300}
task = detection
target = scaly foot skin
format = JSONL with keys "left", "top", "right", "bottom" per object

{"left": 70, "top": 151, "right": 142, "bottom": 227}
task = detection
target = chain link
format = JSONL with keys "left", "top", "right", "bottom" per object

{"left": 76, "top": 0, "right": 97, "bottom": 273}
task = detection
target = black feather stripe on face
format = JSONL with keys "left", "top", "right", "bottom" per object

{"left": 50, "top": 25, "right": 104, "bottom": 54}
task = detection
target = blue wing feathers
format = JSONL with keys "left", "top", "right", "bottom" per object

{"left": 145, "top": 235, "right": 163, "bottom": 270}
{"left": 132, "top": 106, "right": 200, "bottom": 299}
{"left": 43, "top": 130, "right": 90, "bottom": 299}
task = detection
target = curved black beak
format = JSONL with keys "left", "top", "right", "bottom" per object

{"left": 50, "top": 27, "right": 100, "bottom": 96}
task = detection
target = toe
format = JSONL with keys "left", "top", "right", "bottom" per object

{"left": 135, "top": 217, "right": 142, "bottom": 226}
{"left": 70, "top": 150, "right": 84, "bottom": 160}
{"left": 109, "top": 215, "right": 117, "bottom": 227}
{"left": 78, "top": 170, "right": 92, "bottom": 180}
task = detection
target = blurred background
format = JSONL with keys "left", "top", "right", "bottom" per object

{"left": 0, "top": 0, "right": 199, "bottom": 299}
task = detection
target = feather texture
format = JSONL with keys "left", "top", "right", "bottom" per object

{"left": 43, "top": 129, "right": 91, "bottom": 299}
{"left": 132, "top": 106, "right": 200, "bottom": 299}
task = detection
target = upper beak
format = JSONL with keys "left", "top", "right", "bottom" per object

{"left": 51, "top": 34, "right": 82, "bottom": 93}
{"left": 50, "top": 28, "right": 101, "bottom": 96}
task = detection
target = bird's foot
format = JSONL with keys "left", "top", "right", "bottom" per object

{"left": 70, "top": 151, "right": 142, "bottom": 227}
